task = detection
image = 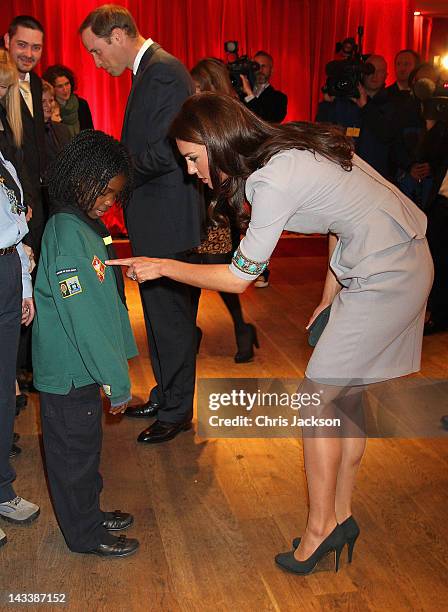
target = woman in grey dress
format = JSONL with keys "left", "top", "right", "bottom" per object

{"left": 109, "top": 93, "right": 434, "bottom": 575}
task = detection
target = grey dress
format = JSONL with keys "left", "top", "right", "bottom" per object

{"left": 230, "top": 149, "right": 434, "bottom": 385}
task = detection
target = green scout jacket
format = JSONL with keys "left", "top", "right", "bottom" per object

{"left": 32, "top": 212, "right": 138, "bottom": 406}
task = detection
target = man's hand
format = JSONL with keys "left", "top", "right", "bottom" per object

{"left": 25, "top": 206, "right": 33, "bottom": 222}
{"left": 351, "top": 84, "right": 368, "bottom": 108}
{"left": 240, "top": 74, "right": 253, "bottom": 97}
{"left": 21, "top": 297, "right": 34, "bottom": 326}
{"left": 410, "top": 162, "right": 431, "bottom": 181}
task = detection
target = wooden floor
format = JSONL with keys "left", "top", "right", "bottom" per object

{"left": 2, "top": 255, "right": 448, "bottom": 612}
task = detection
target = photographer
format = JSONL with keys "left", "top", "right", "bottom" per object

{"left": 393, "top": 64, "right": 443, "bottom": 211}
{"left": 240, "top": 51, "right": 288, "bottom": 123}
{"left": 316, "top": 55, "right": 398, "bottom": 180}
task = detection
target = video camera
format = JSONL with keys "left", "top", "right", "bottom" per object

{"left": 224, "top": 41, "right": 259, "bottom": 98}
{"left": 322, "top": 26, "right": 374, "bottom": 99}
{"left": 413, "top": 77, "right": 448, "bottom": 122}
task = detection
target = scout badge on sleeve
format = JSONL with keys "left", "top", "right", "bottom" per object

{"left": 92, "top": 255, "right": 106, "bottom": 283}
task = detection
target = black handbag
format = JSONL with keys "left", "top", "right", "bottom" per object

{"left": 307, "top": 305, "right": 331, "bottom": 347}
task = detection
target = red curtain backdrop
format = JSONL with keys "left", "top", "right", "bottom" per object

{"left": 414, "top": 15, "right": 433, "bottom": 60}
{"left": 1, "top": 0, "right": 415, "bottom": 232}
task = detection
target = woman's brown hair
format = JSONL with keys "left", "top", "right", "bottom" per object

{"left": 191, "top": 58, "right": 236, "bottom": 97}
{"left": 170, "top": 92, "right": 353, "bottom": 221}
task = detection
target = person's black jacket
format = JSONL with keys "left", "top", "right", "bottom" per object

{"left": 76, "top": 95, "right": 94, "bottom": 131}
{"left": 121, "top": 42, "right": 201, "bottom": 257}
{"left": 316, "top": 89, "right": 398, "bottom": 179}
{"left": 246, "top": 84, "right": 287, "bottom": 123}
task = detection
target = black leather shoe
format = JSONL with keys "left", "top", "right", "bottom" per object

{"left": 13, "top": 433, "right": 20, "bottom": 443}
{"left": 125, "top": 400, "right": 159, "bottom": 419}
{"left": 87, "top": 534, "right": 139, "bottom": 558}
{"left": 102, "top": 511, "right": 134, "bottom": 531}
{"left": 137, "top": 419, "right": 192, "bottom": 444}
{"left": 9, "top": 444, "right": 21, "bottom": 458}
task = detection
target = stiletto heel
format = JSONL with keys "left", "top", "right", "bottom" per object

{"left": 275, "top": 525, "right": 345, "bottom": 575}
{"left": 292, "top": 515, "right": 360, "bottom": 565}
{"left": 346, "top": 535, "right": 358, "bottom": 563}
{"left": 334, "top": 542, "right": 344, "bottom": 572}
{"left": 234, "top": 323, "right": 259, "bottom": 363}
{"left": 340, "top": 516, "right": 360, "bottom": 563}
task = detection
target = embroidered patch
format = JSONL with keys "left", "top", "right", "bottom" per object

{"left": 59, "top": 276, "right": 82, "bottom": 299}
{"left": 92, "top": 255, "right": 106, "bottom": 283}
{"left": 102, "top": 384, "right": 111, "bottom": 396}
{"left": 103, "top": 235, "right": 113, "bottom": 245}
{"left": 56, "top": 267, "right": 78, "bottom": 276}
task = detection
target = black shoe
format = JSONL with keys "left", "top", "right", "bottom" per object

{"left": 125, "top": 400, "right": 159, "bottom": 419}
{"left": 424, "top": 318, "right": 448, "bottom": 336}
{"left": 441, "top": 415, "right": 448, "bottom": 431}
{"left": 254, "top": 269, "right": 270, "bottom": 288}
{"left": 276, "top": 524, "right": 345, "bottom": 575}
{"left": 86, "top": 534, "right": 139, "bottom": 558}
{"left": 137, "top": 419, "right": 192, "bottom": 444}
{"left": 292, "top": 516, "right": 360, "bottom": 564}
{"left": 234, "top": 323, "right": 259, "bottom": 363}
{"left": 13, "top": 432, "right": 20, "bottom": 443}
{"left": 9, "top": 444, "right": 22, "bottom": 458}
{"left": 102, "top": 511, "right": 134, "bottom": 531}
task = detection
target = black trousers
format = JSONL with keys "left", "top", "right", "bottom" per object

{"left": 427, "top": 195, "right": 448, "bottom": 323}
{"left": 0, "top": 250, "right": 21, "bottom": 503}
{"left": 139, "top": 257, "right": 200, "bottom": 424}
{"left": 40, "top": 384, "right": 111, "bottom": 552}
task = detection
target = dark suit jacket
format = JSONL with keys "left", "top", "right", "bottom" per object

{"left": 246, "top": 84, "right": 288, "bottom": 123}
{"left": 121, "top": 43, "right": 201, "bottom": 257}
{"left": 20, "top": 72, "right": 46, "bottom": 204}
{"left": 77, "top": 95, "right": 94, "bottom": 131}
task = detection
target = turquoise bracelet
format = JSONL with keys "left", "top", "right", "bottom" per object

{"left": 232, "top": 245, "right": 269, "bottom": 276}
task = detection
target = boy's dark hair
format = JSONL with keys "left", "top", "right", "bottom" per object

{"left": 8, "top": 15, "right": 45, "bottom": 38}
{"left": 43, "top": 64, "right": 76, "bottom": 92}
{"left": 47, "top": 130, "right": 133, "bottom": 212}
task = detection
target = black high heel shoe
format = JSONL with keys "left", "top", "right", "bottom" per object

{"left": 275, "top": 524, "right": 345, "bottom": 575}
{"left": 292, "top": 515, "right": 360, "bottom": 564}
{"left": 234, "top": 323, "right": 259, "bottom": 363}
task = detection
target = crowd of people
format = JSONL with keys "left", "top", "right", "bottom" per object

{"left": 0, "top": 3, "right": 446, "bottom": 575}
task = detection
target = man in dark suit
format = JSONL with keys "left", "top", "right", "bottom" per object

{"left": 5, "top": 15, "right": 47, "bottom": 384}
{"left": 80, "top": 5, "right": 202, "bottom": 444}
{"left": 4, "top": 15, "right": 47, "bottom": 259}
{"left": 241, "top": 50, "right": 287, "bottom": 123}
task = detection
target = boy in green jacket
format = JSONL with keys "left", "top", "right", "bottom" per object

{"left": 33, "top": 130, "right": 139, "bottom": 558}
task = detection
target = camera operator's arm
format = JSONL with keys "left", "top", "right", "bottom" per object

{"left": 240, "top": 74, "right": 254, "bottom": 99}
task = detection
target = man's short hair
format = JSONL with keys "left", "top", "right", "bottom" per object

{"left": 79, "top": 4, "right": 138, "bottom": 40}
{"left": 254, "top": 50, "right": 273, "bottom": 63}
{"left": 8, "top": 15, "right": 45, "bottom": 38}
{"left": 395, "top": 49, "right": 420, "bottom": 65}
